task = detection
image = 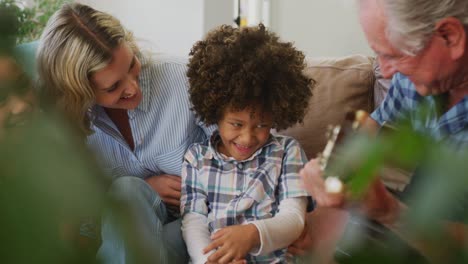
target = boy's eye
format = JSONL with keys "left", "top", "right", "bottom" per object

{"left": 230, "top": 122, "right": 242, "bottom": 127}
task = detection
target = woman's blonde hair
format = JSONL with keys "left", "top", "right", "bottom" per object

{"left": 37, "top": 3, "right": 139, "bottom": 135}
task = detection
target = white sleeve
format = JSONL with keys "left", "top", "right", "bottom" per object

{"left": 250, "top": 197, "right": 307, "bottom": 256}
{"left": 181, "top": 213, "right": 215, "bottom": 264}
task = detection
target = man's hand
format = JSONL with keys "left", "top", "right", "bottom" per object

{"left": 360, "top": 179, "right": 401, "bottom": 226}
{"left": 145, "top": 174, "right": 181, "bottom": 208}
{"left": 300, "top": 158, "right": 345, "bottom": 208}
{"left": 301, "top": 159, "right": 400, "bottom": 224}
{"left": 204, "top": 224, "right": 259, "bottom": 264}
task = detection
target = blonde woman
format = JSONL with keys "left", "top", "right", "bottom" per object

{"left": 37, "top": 3, "right": 213, "bottom": 264}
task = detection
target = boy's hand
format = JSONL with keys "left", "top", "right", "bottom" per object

{"left": 206, "top": 260, "right": 246, "bottom": 264}
{"left": 204, "top": 224, "right": 259, "bottom": 264}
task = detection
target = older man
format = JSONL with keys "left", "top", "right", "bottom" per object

{"left": 299, "top": 0, "right": 468, "bottom": 261}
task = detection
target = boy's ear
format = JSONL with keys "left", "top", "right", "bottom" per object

{"left": 435, "top": 17, "right": 466, "bottom": 60}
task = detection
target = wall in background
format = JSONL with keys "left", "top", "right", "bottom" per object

{"left": 269, "top": 0, "right": 372, "bottom": 57}
{"left": 79, "top": 0, "right": 201, "bottom": 55}
{"left": 77, "top": 0, "right": 371, "bottom": 57}
{"left": 78, "top": 0, "right": 233, "bottom": 55}
{"left": 204, "top": 0, "right": 235, "bottom": 35}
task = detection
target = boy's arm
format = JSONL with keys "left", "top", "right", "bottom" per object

{"left": 180, "top": 147, "right": 213, "bottom": 264}
{"left": 182, "top": 213, "right": 214, "bottom": 264}
{"left": 249, "top": 197, "right": 307, "bottom": 255}
{"left": 203, "top": 194, "right": 307, "bottom": 262}
{"left": 249, "top": 138, "right": 308, "bottom": 255}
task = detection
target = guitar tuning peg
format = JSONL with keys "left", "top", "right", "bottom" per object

{"left": 317, "top": 153, "right": 324, "bottom": 167}
{"left": 352, "top": 110, "right": 370, "bottom": 130}
{"left": 326, "top": 125, "right": 334, "bottom": 139}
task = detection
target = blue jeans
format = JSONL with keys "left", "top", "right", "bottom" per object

{"left": 97, "top": 176, "right": 189, "bottom": 264}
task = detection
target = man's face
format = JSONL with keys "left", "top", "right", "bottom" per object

{"left": 0, "top": 58, "right": 36, "bottom": 138}
{"left": 359, "top": 0, "right": 457, "bottom": 96}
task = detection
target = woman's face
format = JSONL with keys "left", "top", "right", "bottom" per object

{"left": 90, "top": 43, "right": 142, "bottom": 110}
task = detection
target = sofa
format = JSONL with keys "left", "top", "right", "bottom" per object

{"left": 279, "top": 55, "right": 395, "bottom": 262}
{"left": 15, "top": 41, "right": 383, "bottom": 158}
{"left": 280, "top": 55, "right": 380, "bottom": 159}
{"left": 15, "top": 41, "right": 387, "bottom": 261}
{"left": 15, "top": 42, "right": 385, "bottom": 159}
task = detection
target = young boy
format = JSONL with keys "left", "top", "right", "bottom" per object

{"left": 181, "top": 24, "right": 314, "bottom": 264}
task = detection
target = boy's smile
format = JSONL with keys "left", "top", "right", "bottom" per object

{"left": 217, "top": 105, "right": 273, "bottom": 161}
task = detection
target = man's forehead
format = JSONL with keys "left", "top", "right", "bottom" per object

{"left": 358, "top": 0, "right": 402, "bottom": 56}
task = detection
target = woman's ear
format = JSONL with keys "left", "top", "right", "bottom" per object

{"left": 435, "top": 17, "right": 466, "bottom": 60}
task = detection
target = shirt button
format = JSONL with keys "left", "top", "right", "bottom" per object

{"left": 237, "top": 163, "right": 243, "bottom": 170}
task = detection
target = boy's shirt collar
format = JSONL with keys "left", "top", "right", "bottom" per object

{"left": 207, "top": 130, "right": 280, "bottom": 163}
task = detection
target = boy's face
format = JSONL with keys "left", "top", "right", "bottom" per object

{"left": 217, "top": 105, "right": 273, "bottom": 161}
{"left": 0, "top": 58, "right": 36, "bottom": 138}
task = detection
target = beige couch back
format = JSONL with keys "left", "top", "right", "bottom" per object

{"left": 280, "top": 55, "right": 376, "bottom": 159}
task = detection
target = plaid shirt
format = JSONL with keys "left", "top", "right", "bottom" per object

{"left": 371, "top": 72, "right": 468, "bottom": 149}
{"left": 181, "top": 132, "right": 311, "bottom": 263}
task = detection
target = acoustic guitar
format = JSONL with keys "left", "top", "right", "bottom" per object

{"left": 314, "top": 110, "right": 423, "bottom": 262}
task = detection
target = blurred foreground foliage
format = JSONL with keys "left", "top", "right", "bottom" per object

{"left": 323, "top": 114, "right": 468, "bottom": 263}
{"left": 0, "top": 112, "right": 108, "bottom": 264}
{"left": 0, "top": 7, "right": 165, "bottom": 263}
{"left": 2, "top": 2, "right": 468, "bottom": 263}
{"left": 0, "top": 7, "right": 107, "bottom": 263}
{"left": 0, "top": 0, "right": 69, "bottom": 44}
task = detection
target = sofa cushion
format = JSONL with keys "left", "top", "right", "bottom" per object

{"left": 279, "top": 55, "right": 375, "bottom": 159}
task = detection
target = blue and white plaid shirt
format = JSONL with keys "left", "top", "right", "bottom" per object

{"left": 181, "top": 132, "right": 312, "bottom": 263}
{"left": 371, "top": 72, "right": 468, "bottom": 149}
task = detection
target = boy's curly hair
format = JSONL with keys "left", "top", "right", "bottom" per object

{"left": 187, "top": 24, "right": 314, "bottom": 130}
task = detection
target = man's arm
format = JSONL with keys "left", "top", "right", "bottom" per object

{"left": 363, "top": 115, "right": 380, "bottom": 135}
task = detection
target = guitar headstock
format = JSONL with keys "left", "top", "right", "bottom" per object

{"left": 318, "top": 110, "right": 370, "bottom": 193}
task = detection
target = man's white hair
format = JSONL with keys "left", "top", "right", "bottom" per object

{"left": 360, "top": 0, "right": 468, "bottom": 55}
